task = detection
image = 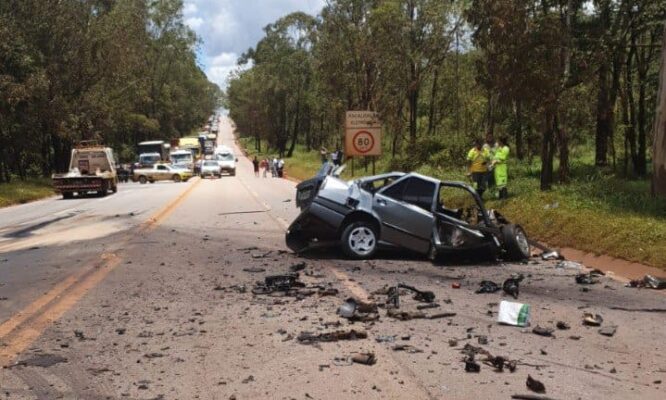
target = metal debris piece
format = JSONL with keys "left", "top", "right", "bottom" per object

{"left": 338, "top": 298, "right": 379, "bottom": 321}
{"left": 351, "top": 352, "right": 376, "bottom": 365}
{"left": 375, "top": 335, "right": 396, "bottom": 343}
{"left": 598, "top": 325, "right": 618, "bottom": 337}
{"left": 297, "top": 329, "right": 368, "bottom": 344}
{"left": 503, "top": 274, "right": 524, "bottom": 299}
{"left": 386, "top": 286, "right": 400, "bottom": 309}
{"left": 532, "top": 326, "right": 554, "bottom": 337}
{"left": 555, "top": 321, "right": 570, "bottom": 330}
{"left": 627, "top": 275, "right": 666, "bottom": 290}
{"left": 392, "top": 344, "right": 423, "bottom": 353}
{"left": 11, "top": 354, "right": 68, "bottom": 368}
{"left": 387, "top": 309, "right": 426, "bottom": 321}
{"left": 583, "top": 313, "right": 603, "bottom": 326}
{"left": 575, "top": 273, "right": 599, "bottom": 285}
{"left": 511, "top": 395, "right": 557, "bottom": 400}
{"left": 476, "top": 280, "right": 501, "bottom": 294}
{"left": 555, "top": 260, "right": 583, "bottom": 269}
{"left": 541, "top": 250, "right": 563, "bottom": 260}
{"left": 464, "top": 355, "right": 481, "bottom": 373}
{"left": 526, "top": 375, "right": 546, "bottom": 393}
{"left": 398, "top": 283, "right": 435, "bottom": 303}
{"left": 242, "top": 267, "right": 266, "bottom": 273}
{"left": 416, "top": 303, "right": 440, "bottom": 310}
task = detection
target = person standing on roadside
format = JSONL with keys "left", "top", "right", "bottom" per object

{"left": 492, "top": 136, "right": 510, "bottom": 199}
{"left": 320, "top": 147, "right": 328, "bottom": 164}
{"left": 466, "top": 138, "right": 490, "bottom": 198}
{"left": 484, "top": 132, "right": 497, "bottom": 189}
{"left": 252, "top": 156, "right": 259, "bottom": 177}
{"left": 272, "top": 156, "right": 279, "bottom": 177}
{"left": 260, "top": 158, "right": 268, "bottom": 177}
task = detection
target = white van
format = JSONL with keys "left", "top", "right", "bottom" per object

{"left": 214, "top": 146, "right": 237, "bottom": 176}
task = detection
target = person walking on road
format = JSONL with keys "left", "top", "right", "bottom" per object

{"left": 277, "top": 158, "right": 285, "bottom": 178}
{"left": 272, "top": 157, "right": 278, "bottom": 177}
{"left": 492, "top": 136, "right": 510, "bottom": 199}
{"left": 252, "top": 156, "right": 259, "bottom": 177}
{"left": 466, "top": 138, "right": 490, "bottom": 198}
{"left": 260, "top": 158, "right": 268, "bottom": 178}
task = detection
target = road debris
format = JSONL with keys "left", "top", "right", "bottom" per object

{"left": 599, "top": 325, "right": 618, "bottom": 337}
{"left": 351, "top": 352, "right": 377, "bottom": 365}
{"left": 503, "top": 274, "right": 524, "bottom": 299}
{"left": 289, "top": 262, "right": 307, "bottom": 272}
{"left": 416, "top": 303, "right": 440, "bottom": 310}
{"left": 338, "top": 298, "right": 379, "bottom": 321}
{"left": 498, "top": 301, "right": 530, "bottom": 327}
{"left": 575, "top": 272, "right": 600, "bottom": 285}
{"left": 532, "top": 326, "right": 554, "bottom": 337}
{"left": 397, "top": 283, "right": 435, "bottom": 303}
{"left": 511, "top": 395, "right": 557, "bottom": 400}
{"left": 541, "top": 250, "right": 563, "bottom": 260}
{"left": 626, "top": 275, "right": 666, "bottom": 290}
{"left": 464, "top": 355, "right": 481, "bottom": 373}
{"left": 251, "top": 273, "right": 305, "bottom": 295}
{"left": 375, "top": 335, "right": 396, "bottom": 343}
{"left": 242, "top": 267, "right": 266, "bottom": 273}
{"left": 526, "top": 375, "right": 546, "bottom": 393}
{"left": 555, "top": 260, "right": 582, "bottom": 269}
{"left": 392, "top": 344, "right": 423, "bottom": 353}
{"left": 10, "top": 354, "right": 68, "bottom": 368}
{"left": 583, "top": 313, "right": 603, "bottom": 326}
{"left": 556, "top": 321, "right": 570, "bottom": 330}
{"left": 476, "top": 280, "right": 501, "bottom": 294}
{"left": 297, "top": 329, "right": 368, "bottom": 344}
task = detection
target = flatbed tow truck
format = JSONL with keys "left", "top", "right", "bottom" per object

{"left": 52, "top": 141, "right": 118, "bottom": 199}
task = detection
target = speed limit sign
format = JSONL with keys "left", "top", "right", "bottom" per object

{"left": 345, "top": 111, "right": 381, "bottom": 156}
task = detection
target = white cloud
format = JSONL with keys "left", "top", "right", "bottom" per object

{"left": 183, "top": 0, "right": 325, "bottom": 88}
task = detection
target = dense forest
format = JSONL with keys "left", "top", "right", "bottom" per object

{"left": 226, "top": 0, "right": 665, "bottom": 195}
{"left": 0, "top": 0, "right": 221, "bottom": 181}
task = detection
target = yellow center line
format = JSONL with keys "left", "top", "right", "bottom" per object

{"left": 0, "top": 178, "right": 201, "bottom": 366}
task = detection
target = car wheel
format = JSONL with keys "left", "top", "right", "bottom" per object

{"left": 341, "top": 221, "right": 378, "bottom": 259}
{"left": 62, "top": 192, "right": 74, "bottom": 199}
{"left": 98, "top": 181, "right": 108, "bottom": 197}
{"left": 231, "top": 170, "right": 236, "bottom": 176}
{"left": 149, "top": 179, "right": 155, "bottom": 184}
{"left": 173, "top": 174, "right": 182, "bottom": 183}
{"left": 501, "top": 224, "right": 530, "bottom": 261}
{"left": 139, "top": 176, "right": 147, "bottom": 184}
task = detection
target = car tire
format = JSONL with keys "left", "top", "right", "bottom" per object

{"left": 501, "top": 224, "right": 531, "bottom": 261}
{"left": 62, "top": 192, "right": 74, "bottom": 199}
{"left": 341, "top": 221, "right": 378, "bottom": 259}
{"left": 149, "top": 179, "right": 155, "bottom": 184}
{"left": 173, "top": 174, "right": 182, "bottom": 183}
{"left": 230, "top": 170, "right": 236, "bottom": 176}
{"left": 98, "top": 181, "right": 108, "bottom": 197}
{"left": 111, "top": 183, "right": 117, "bottom": 193}
{"left": 139, "top": 176, "right": 147, "bottom": 184}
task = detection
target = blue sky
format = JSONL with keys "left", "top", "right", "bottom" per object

{"left": 183, "top": 0, "right": 325, "bottom": 89}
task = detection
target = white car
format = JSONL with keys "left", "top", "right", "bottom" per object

{"left": 200, "top": 160, "right": 221, "bottom": 178}
{"left": 215, "top": 151, "right": 237, "bottom": 176}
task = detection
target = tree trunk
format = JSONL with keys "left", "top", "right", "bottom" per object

{"left": 595, "top": 64, "right": 611, "bottom": 166}
{"left": 540, "top": 111, "right": 556, "bottom": 191}
{"left": 556, "top": 113, "right": 569, "bottom": 183}
{"left": 427, "top": 69, "right": 439, "bottom": 136}
{"left": 652, "top": 22, "right": 666, "bottom": 197}
{"left": 514, "top": 100, "right": 524, "bottom": 160}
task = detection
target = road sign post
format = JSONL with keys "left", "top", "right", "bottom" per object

{"left": 345, "top": 111, "right": 382, "bottom": 177}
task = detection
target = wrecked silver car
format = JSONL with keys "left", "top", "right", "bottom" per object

{"left": 286, "top": 172, "right": 530, "bottom": 261}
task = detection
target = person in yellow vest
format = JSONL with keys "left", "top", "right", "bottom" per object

{"left": 466, "top": 138, "right": 490, "bottom": 197}
{"left": 492, "top": 136, "right": 510, "bottom": 199}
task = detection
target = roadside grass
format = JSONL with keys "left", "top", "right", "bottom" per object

{"left": 0, "top": 178, "right": 55, "bottom": 208}
{"left": 237, "top": 136, "right": 666, "bottom": 269}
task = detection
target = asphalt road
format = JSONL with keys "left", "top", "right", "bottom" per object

{"left": 0, "top": 117, "right": 664, "bottom": 399}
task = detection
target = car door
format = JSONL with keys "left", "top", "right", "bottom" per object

{"left": 373, "top": 176, "right": 437, "bottom": 254}
{"left": 156, "top": 165, "right": 169, "bottom": 181}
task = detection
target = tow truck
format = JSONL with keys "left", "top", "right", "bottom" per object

{"left": 52, "top": 141, "right": 118, "bottom": 199}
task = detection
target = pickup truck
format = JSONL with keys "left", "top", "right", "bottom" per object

{"left": 52, "top": 143, "right": 118, "bottom": 199}
{"left": 132, "top": 163, "right": 193, "bottom": 184}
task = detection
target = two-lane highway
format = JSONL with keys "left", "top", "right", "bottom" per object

{"left": 0, "top": 117, "right": 664, "bottom": 400}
